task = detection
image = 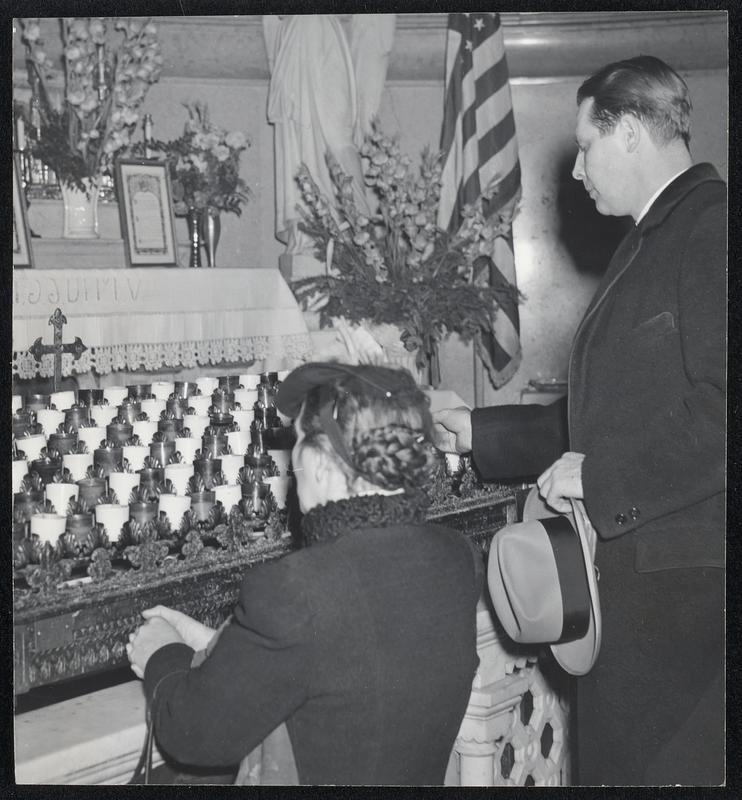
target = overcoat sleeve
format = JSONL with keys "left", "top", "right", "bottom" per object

{"left": 471, "top": 396, "right": 569, "bottom": 481}
{"left": 143, "top": 556, "right": 313, "bottom": 767}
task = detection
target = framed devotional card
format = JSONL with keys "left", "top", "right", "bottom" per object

{"left": 115, "top": 158, "right": 179, "bottom": 267}
{"left": 13, "top": 152, "right": 33, "bottom": 268}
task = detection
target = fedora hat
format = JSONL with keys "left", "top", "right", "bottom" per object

{"left": 488, "top": 487, "right": 601, "bottom": 676}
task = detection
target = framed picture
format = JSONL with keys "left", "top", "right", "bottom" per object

{"left": 115, "top": 158, "right": 180, "bottom": 267}
{"left": 13, "top": 152, "right": 33, "bottom": 268}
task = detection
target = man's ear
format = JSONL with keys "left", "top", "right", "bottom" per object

{"left": 619, "top": 113, "right": 642, "bottom": 153}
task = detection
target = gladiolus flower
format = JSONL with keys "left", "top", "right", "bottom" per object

{"left": 22, "top": 21, "right": 41, "bottom": 42}
{"left": 225, "top": 131, "right": 246, "bottom": 150}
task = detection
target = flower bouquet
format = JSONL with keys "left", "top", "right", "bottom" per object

{"left": 292, "top": 122, "right": 520, "bottom": 386}
{"left": 145, "top": 102, "right": 251, "bottom": 216}
{"left": 18, "top": 17, "right": 163, "bottom": 192}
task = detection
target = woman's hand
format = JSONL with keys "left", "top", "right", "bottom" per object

{"left": 142, "top": 605, "right": 217, "bottom": 652}
{"left": 127, "top": 617, "right": 184, "bottom": 679}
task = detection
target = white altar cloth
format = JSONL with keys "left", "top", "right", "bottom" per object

{"left": 13, "top": 268, "right": 313, "bottom": 378}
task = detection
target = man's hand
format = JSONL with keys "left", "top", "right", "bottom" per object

{"left": 127, "top": 617, "right": 184, "bottom": 679}
{"left": 536, "top": 451, "right": 585, "bottom": 513}
{"left": 432, "top": 407, "right": 473, "bottom": 454}
{"left": 141, "top": 605, "right": 217, "bottom": 652}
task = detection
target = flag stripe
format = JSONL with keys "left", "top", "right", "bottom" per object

{"left": 438, "top": 12, "right": 522, "bottom": 390}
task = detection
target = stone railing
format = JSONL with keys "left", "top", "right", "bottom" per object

{"left": 447, "top": 602, "right": 570, "bottom": 787}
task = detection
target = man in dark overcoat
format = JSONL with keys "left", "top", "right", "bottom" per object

{"left": 434, "top": 55, "right": 725, "bottom": 785}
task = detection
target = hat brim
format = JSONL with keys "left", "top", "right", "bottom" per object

{"left": 522, "top": 487, "right": 602, "bottom": 676}
{"left": 275, "top": 363, "right": 359, "bottom": 418}
{"left": 275, "top": 361, "right": 412, "bottom": 418}
{"left": 550, "top": 498, "right": 601, "bottom": 676}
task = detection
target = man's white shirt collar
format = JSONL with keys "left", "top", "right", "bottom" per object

{"left": 635, "top": 167, "right": 691, "bottom": 224}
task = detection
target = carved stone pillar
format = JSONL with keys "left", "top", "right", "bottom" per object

{"left": 449, "top": 603, "right": 570, "bottom": 786}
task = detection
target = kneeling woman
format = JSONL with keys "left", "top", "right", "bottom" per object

{"left": 127, "top": 362, "right": 483, "bottom": 786}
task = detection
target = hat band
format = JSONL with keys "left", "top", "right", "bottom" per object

{"left": 542, "top": 516, "right": 591, "bottom": 643}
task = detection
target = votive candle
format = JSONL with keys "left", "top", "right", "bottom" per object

{"left": 164, "top": 463, "right": 193, "bottom": 496}
{"left": 63, "top": 452, "right": 94, "bottom": 481}
{"left": 49, "top": 390, "right": 77, "bottom": 411}
{"left": 94, "top": 503, "right": 129, "bottom": 540}
{"left": 30, "top": 512, "right": 67, "bottom": 544}
{"left": 45, "top": 482, "right": 79, "bottom": 515}
{"left": 102, "top": 386, "right": 129, "bottom": 406}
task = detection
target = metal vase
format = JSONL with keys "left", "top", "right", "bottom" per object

{"left": 187, "top": 207, "right": 202, "bottom": 269}
{"left": 199, "top": 207, "right": 221, "bottom": 268}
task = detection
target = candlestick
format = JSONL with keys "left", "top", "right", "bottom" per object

{"left": 143, "top": 114, "right": 153, "bottom": 159}
{"left": 16, "top": 116, "right": 26, "bottom": 151}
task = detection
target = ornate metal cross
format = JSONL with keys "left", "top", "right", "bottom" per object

{"left": 28, "top": 308, "right": 87, "bottom": 394}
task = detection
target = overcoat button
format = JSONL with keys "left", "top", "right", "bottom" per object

{"left": 629, "top": 507, "right": 641, "bottom": 519}
{"left": 615, "top": 512, "right": 627, "bottom": 526}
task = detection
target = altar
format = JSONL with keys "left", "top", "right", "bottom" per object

{"left": 12, "top": 268, "right": 314, "bottom": 382}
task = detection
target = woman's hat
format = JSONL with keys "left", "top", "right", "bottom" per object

{"left": 275, "top": 361, "right": 413, "bottom": 418}
{"left": 487, "top": 487, "right": 601, "bottom": 676}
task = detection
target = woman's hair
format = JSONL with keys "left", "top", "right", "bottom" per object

{"left": 577, "top": 55, "right": 691, "bottom": 148}
{"left": 297, "top": 366, "right": 437, "bottom": 492}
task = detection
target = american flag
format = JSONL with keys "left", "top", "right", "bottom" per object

{"left": 438, "top": 12, "right": 522, "bottom": 389}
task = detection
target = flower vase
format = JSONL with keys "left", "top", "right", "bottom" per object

{"left": 199, "top": 207, "right": 221, "bottom": 268}
{"left": 60, "top": 178, "right": 100, "bottom": 239}
{"left": 186, "top": 207, "right": 203, "bottom": 268}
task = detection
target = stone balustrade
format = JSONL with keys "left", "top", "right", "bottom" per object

{"left": 447, "top": 601, "right": 570, "bottom": 786}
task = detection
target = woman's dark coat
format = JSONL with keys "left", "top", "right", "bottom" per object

{"left": 144, "top": 492, "right": 483, "bottom": 786}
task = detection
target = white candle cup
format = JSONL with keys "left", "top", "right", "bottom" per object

{"left": 183, "top": 414, "right": 210, "bottom": 441}
{"left": 76, "top": 426, "right": 107, "bottom": 453}
{"left": 150, "top": 381, "right": 175, "bottom": 401}
{"left": 12, "top": 394, "right": 23, "bottom": 413}
{"left": 164, "top": 463, "right": 194, "bottom": 496}
{"left": 264, "top": 476, "right": 290, "bottom": 510}
{"left": 140, "top": 397, "right": 166, "bottom": 420}
{"left": 19, "top": 434, "right": 47, "bottom": 463}
{"left": 195, "top": 376, "right": 219, "bottom": 396}
{"left": 230, "top": 409, "right": 253, "bottom": 434}
{"left": 122, "top": 444, "right": 149, "bottom": 472}
{"left": 444, "top": 453, "right": 462, "bottom": 475}
{"left": 227, "top": 430, "right": 250, "bottom": 457}
{"left": 107, "top": 471, "right": 141, "bottom": 504}
{"left": 102, "top": 386, "right": 129, "bottom": 406}
{"left": 213, "top": 483, "right": 241, "bottom": 513}
{"left": 30, "top": 512, "right": 67, "bottom": 544}
{"left": 234, "top": 388, "right": 258, "bottom": 409}
{"left": 36, "top": 408, "right": 66, "bottom": 436}
{"left": 157, "top": 493, "right": 191, "bottom": 528}
{"left": 132, "top": 419, "right": 159, "bottom": 445}
{"left": 12, "top": 460, "right": 28, "bottom": 494}
{"left": 45, "top": 482, "right": 79, "bottom": 516}
{"left": 267, "top": 449, "right": 291, "bottom": 478}
{"left": 174, "top": 436, "right": 199, "bottom": 465}
{"left": 219, "top": 454, "right": 246, "bottom": 485}
{"left": 49, "top": 390, "right": 77, "bottom": 411}
{"left": 239, "top": 374, "right": 262, "bottom": 390}
{"left": 94, "top": 503, "right": 129, "bottom": 540}
{"left": 91, "top": 403, "right": 117, "bottom": 425}
{"left": 63, "top": 452, "right": 94, "bottom": 482}
{"left": 186, "top": 395, "right": 212, "bottom": 416}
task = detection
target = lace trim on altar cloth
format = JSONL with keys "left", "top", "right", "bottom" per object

{"left": 12, "top": 334, "right": 314, "bottom": 379}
